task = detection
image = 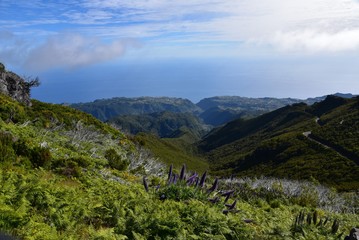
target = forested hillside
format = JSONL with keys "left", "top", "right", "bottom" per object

{"left": 109, "top": 111, "right": 210, "bottom": 138}
{"left": 199, "top": 96, "right": 359, "bottom": 191}
{"left": 71, "top": 97, "right": 201, "bottom": 122}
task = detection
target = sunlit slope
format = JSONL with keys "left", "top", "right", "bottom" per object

{"left": 199, "top": 96, "right": 359, "bottom": 190}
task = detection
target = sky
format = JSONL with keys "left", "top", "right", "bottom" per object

{"left": 1, "top": 0, "right": 359, "bottom": 103}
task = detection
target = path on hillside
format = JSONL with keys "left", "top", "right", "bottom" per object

{"left": 303, "top": 118, "right": 359, "bottom": 164}
{"left": 303, "top": 131, "right": 330, "bottom": 150}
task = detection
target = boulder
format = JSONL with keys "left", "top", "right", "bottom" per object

{"left": 345, "top": 228, "right": 359, "bottom": 240}
{"left": 0, "top": 70, "right": 32, "bottom": 106}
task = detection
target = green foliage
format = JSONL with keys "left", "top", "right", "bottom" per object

{"left": 109, "top": 111, "right": 209, "bottom": 139}
{"left": 0, "top": 131, "right": 16, "bottom": 163}
{"left": 133, "top": 133, "right": 208, "bottom": 172}
{"left": 29, "top": 146, "right": 51, "bottom": 168}
{"left": 158, "top": 184, "right": 204, "bottom": 202}
{"left": 0, "top": 62, "right": 5, "bottom": 72}
{"left": 200, "top": 97, "right": 359, "bottom": 190}
{"left": 51, "top": 157, "right": 91, "bottom": 178}
{"left": 71, "top": 97, "right": 201, "bottom": 122}
{"left": 105, "top": 149, "right": 129, "bottom": 171}
{"left": 0, "top": 94, "right": 27, "bottom": 123}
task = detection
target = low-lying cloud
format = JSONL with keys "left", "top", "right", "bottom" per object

{"left": 272, "top": 29, "right": 359, "bottom": 52}
{"left": 24, "top": 34, "right": 136, "bottom": 71}
{"left": 0, "top": 31, "right": 137, "bottom": 71}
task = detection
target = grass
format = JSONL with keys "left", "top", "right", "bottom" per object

{"left": 132, "top": 133, "right": 209, "bottom": 173}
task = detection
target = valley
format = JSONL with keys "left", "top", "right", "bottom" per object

{"left": 0, "top": 65, "right": 358, "bottom": 239}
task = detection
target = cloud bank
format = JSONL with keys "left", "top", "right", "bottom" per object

{"left": 272, "top": 29, "right": 359, "bottom": 52}
{"left": 0, "top": 31, "right": 137, "bottom": 71}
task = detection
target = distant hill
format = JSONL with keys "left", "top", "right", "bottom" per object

{"left": 198, "top": 95, "right": 359, "bottom": 190}
{"left": 196, "top": 94, "right": 356, "bottom": 126}
{"left": 71, "top": 97, "right": 201, "bottom": 122}
{"left": 196, "top": 96, "right": 302, "bottom": 111}
{"left": 109, "top": 111, "right": 210, "bottom": 139}
{"left": 71, "top": 93, "right": 357, "bottom": 138}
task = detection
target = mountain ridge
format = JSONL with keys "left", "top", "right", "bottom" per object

{"left": 71, "top": 93, "right": 357, "bottom": 136}
{"left": 198, "top": 95, "right": 359, "bottom": 190}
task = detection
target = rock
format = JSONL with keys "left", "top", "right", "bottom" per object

{"left": 0, "top": 69, "right": 32, "bottom": 106}
{"left": 345, "top": 227, "right": 359, "bottom": 240}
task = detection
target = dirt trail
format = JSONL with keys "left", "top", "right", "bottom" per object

{"left": 302, "top": 131, "right": 330, "bottom": 150}
{"left": 303, "top": 118, "right": 358, "bottom": 163}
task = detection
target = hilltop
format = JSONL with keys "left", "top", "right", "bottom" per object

{"left": 71, "top": 97, "right": 201, "bottom": 122}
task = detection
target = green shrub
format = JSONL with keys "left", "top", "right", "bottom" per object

{"left": 0, "top": 131, "right": 16, "bottom": 162}
{"left": 13, "top": 138, "right": 31, "bottom": 157}
{"left": 0, "top": 95, "right": 27, "bottom": 123}
{"left": 104, "top": 149, "right": 129, "bottom": 171}
{"left": 30, "top": 147, "right": 52, "bottom": 168}
{"left": 51, "top": 158, "right": 89, "bottom": 178}
{"left": 0, "top": 62, "right": 5, "bottom": 72}
{"left": 157, "top": 184, "right": 205, "bottom": 201}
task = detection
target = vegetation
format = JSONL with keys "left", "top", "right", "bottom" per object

{"left": 0, "top": 65, "right": 358, "bottom": 238}
{"left": 199, "top": 97, "right": 359, "bottom": 191}
{"left": 132, "top": 133, "right": 208, "bottom": 173}
{"left": 71, "top": 97, "right": 201, "bottom": 122}
{"left": 0, "top": 63, "right": 5, "bottom": 72}
{"left": 109, "top": 111, "right": 210, "bottom": 138}
{"left": 0, "top": 157, "right": 358, "bottom": 239}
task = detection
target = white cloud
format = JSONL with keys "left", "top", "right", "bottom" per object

{"left": 0, "top": 31, "right": 138, "bottom": 71}
{"left": 3, "top": 0, "right": 359, "bottom": 57}
{"left": 23, "top": 33, "right": 136, "bottom": 70}
{"left": 76, "top": 0, "right": 359, "bottom": 52}
{"left": 272, "top": 29, "right": 359, "bottom": 52}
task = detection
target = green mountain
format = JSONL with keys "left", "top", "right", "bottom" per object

{"left": 71, "top": 97, "right": 201, "bottom": 122}
{"left": 0, "top": 65, "right": 358, "bottom": 239}
{"left": 71, "top": 93, "right": 356, "bottom": 137}
{"left": 198, "top": 96, "right": 359, "bottom": 190}
{"left": 109, "top": 111, "right": 210, "bottom": 138}
{"left": 196, "top": 94, "right": 356, "bottom": 127}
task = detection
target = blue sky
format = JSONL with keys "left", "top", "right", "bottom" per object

{"left": 1, "top": 0, "right": 359, "bottom": 103}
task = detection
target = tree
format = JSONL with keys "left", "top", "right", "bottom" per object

{"left": 0, "top": 62, "right": 5, "bottom": 72}
{"left": 23, "top": 76, "right": 41, "bottom": 89}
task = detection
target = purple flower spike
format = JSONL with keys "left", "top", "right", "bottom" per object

{"left": 199, "top": 171, "right": 207, "bottom": 188}
{"left": 179, "top": 164, "right": 186, "bottom": 181}
{"left": 221, "top": 190, "right": 235, "bottom": 197}
{"left": 168, "top": 164, "right": 173, "bottom": 182}
{"left": 173, "top": 174, "right": 178, "bottom": 184}
{"left": 225, "top": 200, "right": 237, "bottom": 210}
{"left": 207, "top": 178, "right": 219, "bottom": 193}
{"left": 186, "top": 173, "right": 198, "bottom": 186}
{"left": 194, "top": 177, "right": 199, "bottom": 187}
{"left": 143, "top": 177, "right": 149, "bottom": 192}
{"left": 208, "top": 196, "right": 220, "bottom": 203}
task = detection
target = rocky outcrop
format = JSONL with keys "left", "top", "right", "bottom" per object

{"left": 0, "top": 65, "right": 32, "bottom": 106}
{"left": 345, "top": 228, "right": 359, "bottom": 240}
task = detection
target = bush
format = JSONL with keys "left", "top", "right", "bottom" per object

{"left": 104, "top": 149, "right": 129, "bottom": 171}
{"left": 0, "top": 131, "right": 16, "bottom": 162}
{"left": 30, "top": 147, "right": 52, "bottom": 168}
{"left": 50, "top": 157, "right": 90, "bottom": 178}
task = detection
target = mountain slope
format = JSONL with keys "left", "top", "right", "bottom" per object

{"left": 198, "top": 96, "right": 359, "bottom": 190}
{"left": 71, "top": 97, "right": 201, "bottom": 122}
{"left": 109, "top": 111, "right": 210, "bottom": 138}
{"left": 197, "top": 94, "right": 356, "bottom": 127}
